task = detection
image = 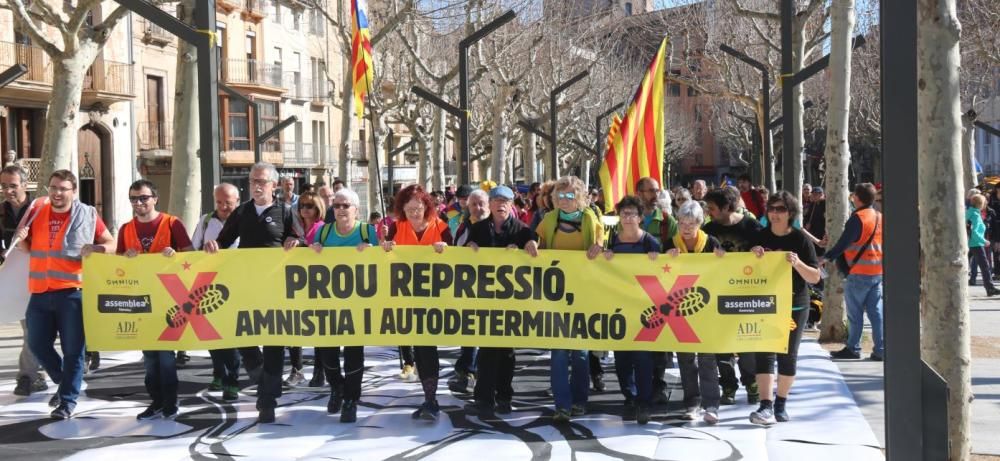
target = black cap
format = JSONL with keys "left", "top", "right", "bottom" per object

{"left": 456, "top": 185, "right": 474, "bottom": 198}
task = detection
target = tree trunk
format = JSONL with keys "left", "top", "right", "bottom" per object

{"left": 167, "top": 0, "right": 201, "bottom": 230}
{"left": 338, "top": 58, "right": 355, "bottom": 181}
{"left": 819, "top": 0, "right": 855, "bottom": 343}
{"left": 431, "top": 108, "right": 445, "bottom": 190}
{"left": 39, "top": 52, "right": 95, "bottom": 193}
{"left": 490, "top": 99, "right": 508, "bottom": 183}
{"left": 917, "top": 1, "right": 971, "bottom": 459}
{"left": 790, "top": 21, "right": 807, "bottom": 201}
{"left": 961, "top": 111, "right": 978, "bottom": 190}
{"left": 523, "top": 132, "right": 536, "bottom": 184}
{"left": 417, "top": 129, "right": 430, "bottom": 189}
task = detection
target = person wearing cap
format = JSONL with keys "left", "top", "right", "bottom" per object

{"left": 447, "top": 188, "right": 489, "bottom": 393}
{"left": 444, "top": 185, "right": 473, "bottom": 236}
{"left": 464, "top": 185, "right": 536, "bottom": 418}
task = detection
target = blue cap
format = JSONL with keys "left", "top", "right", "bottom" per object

{"left": 489, "top": 185, "right": 514, "bottom": 200}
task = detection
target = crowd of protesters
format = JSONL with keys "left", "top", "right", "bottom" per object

{"left": 3, "top": 163, "right": 891, "bottom": 429}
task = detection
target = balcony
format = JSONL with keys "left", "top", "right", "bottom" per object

{"left": 223, "top": 58, "right": 285, "bottom": 95}
{"left": 0, "top": 42, "right": 133, "bottom": 105}
{"left": 18, "top": 158, "right": 41, "bottom": 190}
{"left": 241, "top": 0, "right": 266, "bottom": 22}
{"left": 82, "top": 59, "right": 135, "bottom": 106}
{"left": 283, "top": 143, "right": 322, "bottom": 167}
{"left": 137, "top": 121, "right": 172, "bottom": 151}
{"left": 141, "top": 19, "right": 173, "bottom": 46}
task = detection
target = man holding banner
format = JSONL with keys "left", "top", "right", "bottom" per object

{"left": 204, "top": 162, "right": 300, "bottom": 424}
{"left": 15, "top": 169, "right": 115, "bottom": 420}
{"left": 116, "top": 180, "right": 194, "bottom": 420}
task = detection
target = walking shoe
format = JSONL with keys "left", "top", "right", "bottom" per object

{"left": 411, "top": 400, "right": 439, "bottom": 421}
{"left": 162, "top": 407, "right": 179, "bottom": 420}
{"left": 307, "top": 373, "right": 325, "bottom": 388}
{"left": 399, "top": 364, "right": 417, "bottom": 382}
{"left": 591, "top": 374, "right": 606, "bottom": 393}
{"left": 495, "top": 400, "right": 513, "bottom": 415}
{"left": 30, "top": 376, "right": 48, "bottom": 393}
{"left": 50, "top": 404, "right": 73, "bottom": 420}
{"left": 448, "top": 371, "right": 470, "bottom": 393}
{"left": 340, "top": 400, "right": 357, "bottom": 423}
{"left": 830, "top": 347, "right": 861, "bottom": 359}
{"left": 49, "top": 394, "right": 60, "bottom": 408}
{"left": 987, "top": 287, "right": 1000, "bottom": 297}
{"left": 703, "top": 407, "right": 719, "bottom": 425}
{"left": 13, "top": 376, "right": 31, "bottom": 396}
{"left": 222, "top": 385, "right": 240, "bottom": 401}
{"left": 258, "top": 406, "right": 275, "bottom": 424}
{"left": 283, "top": 368, "right": 305, "bottom": 388}
{"left": 137, "top": 405, "right": 163, "bottom": 420}
{"left": 869, "top": 353, "right": 884, "bottom": 362}
{"left": 552, "top": 408, "right": 571, "bottom": 424}
{"left": 208, "top": 378, "right": 223, "bottom": 392}
{"left": 774, "top": 405, "right": 789, "bottom": 422}
{"left": 464, "top": 401, "right": 496, "bottom": 420}
{"left": 720, "top": 388, "right": 737, "bottom": 405}
{"left": 246, "top": 365, "right": 263, "bottom": 385}
{"left": 636, "top": 405, "right": 651, "bottom": 425}
{"left": 651, "top": 388, "right": 669, "bottom": 404}
{"left": 622, "top": 400, "right": 637, "bottom": 421}
{"left": 327, "top": 388, "right": 344, "bottom": 414}
{"left": 746, "top": 383, "right": 760, "bottom": 405}
{"left": 88, "top": 352, "right": 101, "bottom": 371}
{"left": 681, "top": 405, "right": 699, "bottom": 421}
{"left": 175, "top": 351, "right": 190, "bottom": 367}
{"left": 570, "top": 404, "right": 586, "bottom": 416}
{"left": 749, "top": 405, "right": 777, "bottom": 426}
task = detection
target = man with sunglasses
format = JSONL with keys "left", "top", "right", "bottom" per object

{"left": 116, "top": 180, "right": 194, "bottom": 420}
{"left": 14, "top": 170, "right": 115, "bottom": 420}
{"left": 204, "top": 162, "right": 299, "bottom": 424}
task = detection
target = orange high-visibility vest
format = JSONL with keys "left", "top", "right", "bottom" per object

{"left": 843, "top": 208, "right": 883, "bottom": 276}
{"left": 28, "top": 204, "right": 84, "bottom": 293}
{"left": 393, "top": 217, "right": 447, "bottom": 246}
{"left": 122, "top": 214, "right": 177, "bottom": 254}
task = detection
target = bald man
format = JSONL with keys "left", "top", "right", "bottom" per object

{"left": 190, "top": 183, "right": 242, "bottom": 401}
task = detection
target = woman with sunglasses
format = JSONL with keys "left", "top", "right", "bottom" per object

{"left": 283, "top": 192, "right": 327, "bottom": 388}
{"left": 381, "top": 184, "right": 452, "bottom": 420}
{"left": 526, "top": 176, "right": 604, "bottom": 423}
{"left": 748, "top": 191, "right": 821, "bottom": 425}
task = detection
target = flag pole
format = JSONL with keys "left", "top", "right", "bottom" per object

{"left": 363, "top": 71, "right": 387, "bottom": 219}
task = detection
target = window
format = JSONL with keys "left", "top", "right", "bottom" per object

{"left": 687, "top": 87, "right": 699, "bottom": 97}
{"left": 293, "top": 10, "right": 302, "bottom": 30}
{"left": 625, "top": 2, "right": 633, "bottom": 15}
{"left": 259, "top": 100, "right": 280, "bottom": 152}
{"left": 228, "top": 99, "right": 250, "bottom": 151}
{"left": 292, "top": 52, "right": 302, "bottom": 98}
{"left": 310, "top": 8, "right": 325, "bottom": 36}
{"left": 272, "top": 0, "right": 281, "bottom": 23}
{"left": 273, "top": 47, "right": 282, "bottom": 74}
{"left": 669, "top": 83, "right": 681, "bottom": 97}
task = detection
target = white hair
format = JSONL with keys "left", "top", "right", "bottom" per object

{"left": 333, "top": 188, "right": 360, "bottom": 207}
{"left": 676, "top": 200, "right": 705, "bottom": 224}
{"left": 468, "top": 189, "right": 489, "bottom": 202}
{"left": 250, "top": 162, "right": 279, "bottom": 183}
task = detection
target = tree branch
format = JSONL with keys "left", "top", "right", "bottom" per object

{"left": 67, "top": 0, "right": 102, "bottom": 40}
{"left": 4, "top": 0, "right": 62, "bottom": 56}
{"left": 371, "top": 0, "right": 413, "bottom": 46}
{"left": 725, "top": 0, "right": 780, "bottom": 21}
{"left": 94, "top": 4, "right": 137, "bottom": 45}
{"left": 749, "top": 17, "right": 780, "bottom": 52}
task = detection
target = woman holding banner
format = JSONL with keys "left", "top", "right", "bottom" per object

{"left": 663, "top": 200, "right": 724, "bottom": 425}
{"left": 526, "top": 176, "right": 604, "bottom": 424}
{"left": 598, "top": 196, "right": 660, "bottom": 425}
{"left": 310, "top": 188, "right": 377, "bottom": 423}
{"left": 381, "top": 184, "right": 452, "bottom": 421}
{"left": 284, "top": 192, "right": 327, "bottom": 388}
{"left": 748, "top": 191, "right": 821, "bottom": 426}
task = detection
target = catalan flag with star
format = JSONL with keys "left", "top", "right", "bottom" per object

{"left": 351, "top": 0, "right": 374, "bottom": 120}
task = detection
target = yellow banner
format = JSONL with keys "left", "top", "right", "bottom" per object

{"left": 82, "top": 247, "right": 793, "bottom": 353}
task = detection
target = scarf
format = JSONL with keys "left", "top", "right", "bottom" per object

{"left": 672, "top": 229, "right": 708, "bottom": 253}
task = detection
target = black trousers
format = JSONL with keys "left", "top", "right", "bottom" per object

{"left": 240, "top": 346, "right": 285, "bottom": 409}
{"left": 473, "top": 347, "right": 515, "bottom": 406}
{"left": 415, "top": 346, "right": 439, "bottom": 401}
{"left": 318, "top": 346, "right": 364, "bottom": 400}
{"left": 717, "top": 353, "right": 756, "bottom": 391}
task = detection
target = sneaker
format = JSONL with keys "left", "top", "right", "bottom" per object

{"left": 399, "top": 364, "right": 417, "bottom": 382}
{"left": 162, "top": 407, "right": 179, "bottom": 420}
{"left": 570, "top": 404, "right": 586, "bottom": 416}
{"left": 681, "top": 405, "right": 698, "bottom": 420}
{"left": 49, "top": 394, "right": 60, "bottom": 408}
{"left": 283, "top": 368, "right": 305, "bottom": 388}
{"left": 246, "top": 365, "right": 263, "bottom": 385}
{"left": 448, "top": 372, "right": 470, "bottom": 393}
{"left": 703, "top": 407, "right": 719, "bottom": 425}
{"left": 13, "top": 376, "right": 31, "bottom": 396}
{"left": 495, "top": 400, "right": 513, "bottom": 415}
{"left": 222, "top": 385, "right": 240, "bottom": 401}
{"left": 552, "top": 408, "right": 571, "bottom": 424}
{"left": 137, "top": 405, "right": 163, "bottom": 420}
{"left": 651, "top": 388, "right": 669, "bottom": 404}
{"left": 830, "top": 347, "right": 861, "bottom": 360}
{"left": 307, "top": 373, "right": 325, "bottom": 388}
{"left": 30, "top": 376, "right": 48, "bottom": 393}
{"left": 720, "top": 388, "right": 737, "bottom": 405}
{"left": 411, "top": 400, "right": 439, "bottom": 421}
{"left": 746, "top": 383, "right": 760, "bottom": 405}
{"left": 749, "top": 405, "right": 777, "bottom": 426}
{"left": 327, "top": 388, "right": 343, "bottom": 414}
{"left": 636, "top": 405, "right": 651, "bottom": 425}
{"left": 591, "top": 374, "right": 606, "bottom": 393}
{"left": 987, "top": 287, "right": 1000, "bottom": 297}
{"left": 622, "top": 400, "right": 637, "bottom": 421}
{"left": 175, "top": 351, "right": 190, "bottom": 367}
{"left": 340, "top": 400, "right": 357, "bottom": 423}
{"left": 208, "top": 378, "right": 223, "bottom": 392}
{"left": 774, "top": 405, "right": 789, "bottom": 422}
{"left": 88, "top": 352, "right": 101, "bottom": 371}
{"left": 464, "top": 402, "right": 496, "bottom": 420}
{"left": 258, "top": 406, "right": 275, "bottom": 424}
{"left": 50, "top": 404, "right": 73, "bottom": 420}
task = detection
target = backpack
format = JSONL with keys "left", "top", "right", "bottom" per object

{"left": 318, "top": 222, "right": 373, "bottom": 246}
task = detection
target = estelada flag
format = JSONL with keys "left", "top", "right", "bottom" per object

{"left": 351, "top": 0, "right": 374, "bottom": 120}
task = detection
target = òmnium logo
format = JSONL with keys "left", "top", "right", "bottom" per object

{"left": 718, "top": 295, "right": 777, "bottom": 315}
{"left": 106, "top": 268, "right": 140, "bottom": 288}
{"left": 98, "top": 294, "right": 152, "bottom": 314}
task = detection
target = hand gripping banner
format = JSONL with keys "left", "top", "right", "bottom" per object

{"left": 82, "top": 247, "right": 793, "bottom": 352}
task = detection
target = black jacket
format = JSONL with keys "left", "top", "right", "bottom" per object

{"left": 216, "top": 199, "right": 295, "bottom": 249}
{"left": 468, "top": 215, "right": 536, "bottom": 249}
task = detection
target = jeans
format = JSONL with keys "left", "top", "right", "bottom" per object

{"left": 454, "top": 347, "right": 478, "bottom": 375}
{"left": 209, "top": 348, "right": 241, "bottom": 387}
{"left": 550, "top": 349, "right": 589, "bottom": 411}
{"left": 474, "top": 347, "right": 515, "bottom": 406}
{"left": 970, "top": 247, "right": 996, "bottom": 289}
{"left": 26, "top": 289, "right": 86, "bottom": 408}
{"left": 845, "top": 274, "right": 884, "bottom": 356}
{"left": 613, "top": 351, "right": 653, "bottom": 405}
{"left": 143, "top": 351, "right": 179, "bottom": 411}
{"left": 18, "top": 319, "right": 43, "bottom": 381}
{"left": 677, "top": 352, "right": 720, "bottom": 409}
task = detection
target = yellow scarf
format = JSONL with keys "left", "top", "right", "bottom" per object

{"left": 673, "top": 230, "right": 708, "bottom": 253}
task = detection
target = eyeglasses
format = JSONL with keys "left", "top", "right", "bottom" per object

{"left": 404, "top": 206, "right": 425, "bottom": 214}
{"left": 129, "top": 195, "right": 155, "bottom": 204}
{"left": 557, "top": 192, "right": 576, "bottom": 200}
{"left": 250, "top": 179, "right": 272, "bottom": 187}
{"left": 331, "top": 203, "right": 352, "bottom": 210}
{"left": 767, "top": 205, "right": 789, "bottom": 213}
{"left": 299, "top": 203, "right": 317, "bottom": 210}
